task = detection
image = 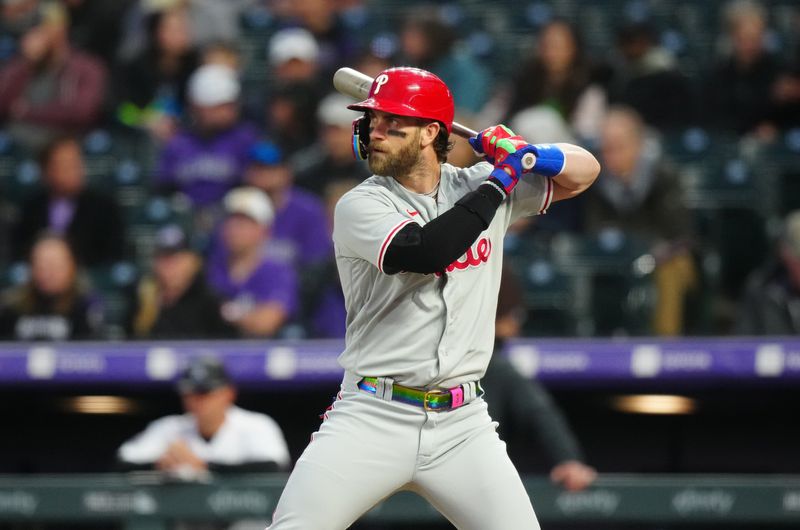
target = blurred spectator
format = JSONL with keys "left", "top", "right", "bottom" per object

{"left": 504, "top": 19, "right": 608, "bottom": 143}
{"left": 117, "top": 0, "right": 252, "bottom": 61}
{"left": 399, "top": 9, "right": 491, "bottom": 115}
{"left": 115, "top": 6, "right": 199, "bottom": 140}
{"left": 0, "top": 1, "right": 107, "bottom": 153}
{"left": 207, "top": 187, "right": 298, "bottom": 338}
{"left": 63, "top": 0, "right": 135, "bottom": 67}
{"left": 0, "top": 233, "right": 102, "bottom": 340}
{"left": 201, "top": 40, "right": 242, "bottom": 72}
{"left": 242, "top": 141, "right": 331, "bottom": 268}
{"left": 264, "top": 28, "right": 325, "bottom": 156}
{"left": 117, "top": 355, "right": 290, "bottom": 475}
{"left": 12, "top": 136, "right": 126, "bottom": 266}
{"left": 289, "top": 0, "right": 361, "bottom": 73}
{"left": 584, "top": 106, "right": 697, "bottom": 335}
{"left": 269, "top": 27, "right": 322, "bottom": 85}
{"left": 735, "top": 210, "right": 800, "bottom": 334}
{"left": 1, "top": 0, "right": 41, "bottom": 41}
{"left": 293, "top": 92, "right": 370, "bottom": 196}
{"left": 483, "top": 264, "right": 597, "bottom": 491}
{"left": 705, "top": 0, "right": 784, "bottom": 138}
{"left": 609, "top": 21, "right": 694, "bottom": 130}
{"left": 299, "top": 178, "right": 355, "bottom": 338}
{"left": 128, "top": 224, "right": 233, "bottom": 339}
{"left": 155, "top": 64, "right": 259, "bottom": 233}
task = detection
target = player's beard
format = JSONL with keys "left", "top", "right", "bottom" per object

{"left": 368, "top": 129, "right": 422, "bottom": 178}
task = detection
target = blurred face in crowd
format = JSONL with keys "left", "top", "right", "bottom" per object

{"left": 600, "top": 110, "right": 644, "bottom": 184}
{"left": 730, "top": 12, "right": 766, "bottom": 65}
{"left": 292, "top": 0, "right": 334, "bottom": 32}
{"left": 539, "top": 21, "right": 578, "bottom": 75}
{"left": 223, "top": 214, "right": 266, "bottom": 256}
{"left": 157, "top": 9, "right": 191, "bottom": 56}
{"left": 154, "top": 251, "right": 199, "bottom": 303}
{"left": 400, "top": 23, "right": 430, "bottom": 63}
{"left": 203, "top": 46, "right": 241, "bottom": 71}
{"left": 244, "top": 163, "right": 292, "bottom": 197}
{"left": 45, "top": 139, "right": 85, "bottom": 197}
{"left": 192, "top": 102, "right": 239, "bottom": 133}
{"left": 20, "top": 22, "right": 61, "bottom": 65}
{"left": 31, "top": 237, "right": 77, "bottom": 297}
{"left": 275, "top": 58, "right": 318, "bottom": 82}
{"left": 181, "top": 386, "right": 235, "bottom": 435}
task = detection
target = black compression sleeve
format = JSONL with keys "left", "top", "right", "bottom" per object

{"left": 383, "top": 183, "right": 505, "bottom": 274}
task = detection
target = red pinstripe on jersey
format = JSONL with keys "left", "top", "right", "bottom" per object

{"left": 538, "top": 177, "right": 554, "bottom": 214}
{"left": 378, "top": 219, "right": 414, "bottom": 273}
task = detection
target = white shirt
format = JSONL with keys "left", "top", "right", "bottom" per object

{"left": 118, "top": 406, "right": 291, "bottom": 470}
{"left": 333, "top": 161, "right": 553, "bottom": 388}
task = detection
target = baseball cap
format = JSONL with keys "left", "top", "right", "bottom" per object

{"left": 224, "top": 186, "right": 274, "bottom": 226}
{"left": 153, "top": 224, "right": 190, "bottom": 255}
{"left": 318, "top": 93, "right": 362, "bottom": 127}
{"left": 188, "top": 64, "right": 240, "bottom": 107}
{"left": 249, "top": 141, "right": 283, "bottom": 166}
{"left": 782, "top": 210, "right": 800, "bottom": 258}
{"left": 268, "top": 28, "right": 320, "bottom": 66}
{"left": 176, "top": 356, "right": 231, "bottom": 394}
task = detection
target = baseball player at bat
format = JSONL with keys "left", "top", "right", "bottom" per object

{"left": 266, "top": 67, "right": 600, "bottom": 530}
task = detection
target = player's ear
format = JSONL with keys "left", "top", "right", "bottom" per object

{"left": 419, "top": 121, "right": 440, "bottom": 149}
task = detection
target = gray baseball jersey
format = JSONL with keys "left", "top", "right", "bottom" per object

{"left": 333, "top": 161, "right": 553, "bottom": 388}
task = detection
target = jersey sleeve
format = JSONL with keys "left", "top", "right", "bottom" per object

{"left": 458, "top": 162, "right": 554, "bottom": 226}
{"left": 333, "top": 186, "right": 417, "bottom": 273}
{"left": 117, "top": 416, "right": 180, "bottom": 464}
{"left": 244, "top": 414, "right": 292, "bottom": 470}
{"left": 506, "top": 172, "right": 554, "bottom": 224}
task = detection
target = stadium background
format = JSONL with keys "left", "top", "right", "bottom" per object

{"left": 0, "top": 0, "right": 799, "bottom": 528}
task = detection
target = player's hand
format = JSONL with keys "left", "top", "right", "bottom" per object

{"left": 550, "top": 460, "right": 597, "bottom": 492}
{"left": 158, "top": 440, "right": 208, "bottom": 471}
{"left": 487, "top": 144, "right": 538, "bottom": 196}
{"left": 469, "top": 124, "right": 528, "bottom": 165}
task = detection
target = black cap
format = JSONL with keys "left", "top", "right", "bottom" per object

{"left": 176, "top": 356, "right": 231, "bottom": 394}
{"left": 154, "top": 224, "right": 190, "bottom": 255}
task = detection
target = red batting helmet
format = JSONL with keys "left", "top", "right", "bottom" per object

{"left": 347, "top": 67, "right": 455, "bottom": 133}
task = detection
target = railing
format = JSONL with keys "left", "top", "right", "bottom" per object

{"left": 0, "top": 337, "right": 799, "bottom": 387}
{"left": 0, "top": 473, "right": 798, "bottom": 529}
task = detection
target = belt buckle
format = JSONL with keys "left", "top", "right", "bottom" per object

{"left": 423, "top": 389, "right": 450, "bottom": 411}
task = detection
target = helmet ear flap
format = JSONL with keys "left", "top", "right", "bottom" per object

{"left": 351, "top": 116, "right": 369, "bottom": 161}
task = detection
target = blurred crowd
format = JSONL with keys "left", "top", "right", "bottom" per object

{"left": 0, "top": 0, "right": 798, "bottom": 341}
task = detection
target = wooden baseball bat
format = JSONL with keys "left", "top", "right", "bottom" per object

{"left": 333, "top": 67, "right": 536, "bottom": 170}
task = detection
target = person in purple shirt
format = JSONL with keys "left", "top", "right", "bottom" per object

{"left": 244, "top": 141, "right": 332, "bottom": 267}
{"left": 155, "top": 64, "right": 259, "bottom": 232}
{"left": 206, "top": 187, "right": 298, "bottom": 338}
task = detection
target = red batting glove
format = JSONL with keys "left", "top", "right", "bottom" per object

{"left": 469, "top": 124, "right": 527, "bottom": 165}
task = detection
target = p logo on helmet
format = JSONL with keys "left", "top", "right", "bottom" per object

{"left": 373, "top": 74, "right": 390, "bottom": 95}
{"left": 347, "top": 67, "right": 455, "bottom": 161}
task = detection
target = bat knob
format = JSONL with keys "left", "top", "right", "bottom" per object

{"left": 521, "top": 152, "right": 536, "bottom": 171}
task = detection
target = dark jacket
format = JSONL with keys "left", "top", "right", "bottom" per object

{"left": 12, "top": 189, "right": 126, "bottom": 267}
{"left": 0, "top": 286, "right": 100, "bottom": 341}
{"left": 735, "top": 259, "right": 800, "bottom": 335}
{"left": 129, "top": 270, "right": 234, "bottom": 339}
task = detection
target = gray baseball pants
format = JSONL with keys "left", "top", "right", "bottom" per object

{"left": 266, "top": 372, "right": 540, "bottom": 530}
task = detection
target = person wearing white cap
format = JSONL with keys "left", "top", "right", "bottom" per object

{"left": 269, "top": 27, "right": 321, "bottom": 83}
{"left": 155, "top": 63, "right": 259, "bottom": 234}
{"left": 294, "top": 92, "right": 371, "bottom": 195}
{"left": 156, "top": 64, "right": 258, "bottom": 207}
{"left": 206, "top": 187, "right": 299, "bottom": 338}
{"left": 735, "top": 210, "right": 800, "bottom": 335}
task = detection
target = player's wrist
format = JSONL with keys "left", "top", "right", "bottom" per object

{"left": 529, "top": 144, "right": 566, "bottom": 177}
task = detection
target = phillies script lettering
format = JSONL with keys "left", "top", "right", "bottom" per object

{"left": 435, "top": 237, "right": 492, "bottom": 277}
